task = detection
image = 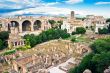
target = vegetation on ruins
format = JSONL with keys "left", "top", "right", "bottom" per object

{"left": 72, "top": 27, "right": 86, "bottom": 35}
{"left": 98, "top": 28, "right": 108, "bottom": 34}
{"left": 16, "top": 39, "right": 31, "bottom": 51}
{"left": 48, "top": 20, "right": 63, "bottom": 28}
{"left": 24, "top": 28, "right": 70, "bottom": 47}
{"left": 106, "top": 18, "right": 110, "bottom": 23}
{"left": 3, "top": 49, "right": 16, "bottom": 56}
{"left": 0, "top": 31, "right": 9, "bottom": 50}
{"left": 69, "top": 37, "right": 110, "bottom": 73}
{"left": 0, "top": 39, "right": 3, "bottom": 50}
{"left": 57, "top": 20, "right": 63, "bottom": 28}
{"left": 71, "top": 36, "right": 76, "bottom": 42}
{"left": 98, "top": 24, "right": 110, "bottom": 34}
{"left": 107, "top": 24, "right": 110, "bottom": 33}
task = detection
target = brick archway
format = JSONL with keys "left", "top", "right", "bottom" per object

{"left": 22, "top": 20, "right": 31, "bottom": 31}
{"left": 10, "top": 21, "right": 19, "bottom": 32}
{"left": 33, "top": 20, "right": 42, "bottom": 31}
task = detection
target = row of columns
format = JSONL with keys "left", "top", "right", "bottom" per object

{"left": 12, "top": 41, "right": 25, "bottom": 47}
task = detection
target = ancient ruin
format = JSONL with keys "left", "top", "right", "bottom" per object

{"left": 8, "top": 40, "right": 91, "bottom": 73}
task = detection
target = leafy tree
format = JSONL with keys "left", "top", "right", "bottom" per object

{"left": 69, "top": 53, "right": 95, "bottom": 73}
{"left": 24, "top": 28, "right": 70, "bottom": 48}
{"left": 90, "top": 38, "right": 110, "bottom": 53}
{"left": 107, "top": 24, "right": 110, "bottom": 33}
{"left": 76, "top": 27, "right": 86, "bottom": 34}
{"left": 0, "top": 39, "right": 3, "bottom": 50}
{"left": 69, "top": 37, "right": 110, "bottom": 73}
{"left": 0, "top": 31, "right": 9, "bottom": 41}
{"left": 72, "top": 32, "right": 76, "bottom": 35}
{"left": 48, "top": 20, "right": 56, "bottom": 28}
{"left": 57, "top": 21, "right": 63, "bottom": 28}
{"left": 92, "top": 52, "right": 110, "bottom": 73}
{"left": 0, "top": 31, "right": 9, "bottom": 50}
{"left": 98, "top": 28, "right": 108, "bottom": 34}
{"left": 106, "top": 18, "right": 110, "bottom": 23}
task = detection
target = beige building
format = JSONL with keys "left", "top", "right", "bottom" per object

{"left": 84, "top": 15, "right": 108, "bottom": 32}
{"left": 61, "top": 11, "right": 84, "bottom": 33}
{"left": 0, "top": 16, "right": 51, "bottom": 34}
{"left": 84, "top": 15, "right": 107, "bottom": 27}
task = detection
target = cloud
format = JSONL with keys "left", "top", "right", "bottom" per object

{"left": 44, "top": 2, "right": 60, "bottom": 6}
{"left": 95, "top": 1, "right": 110, "bottom": 5}
{"left": 0, "top": 0, "right": 66, "bottom": 16}
{"left": 0, "top": 0, "right": 61, "bottom": 10}
{"left": 65, "top": 0, "right": 83, "bottom": 4}
{"left": 0, "top": 0, "right": 43, "bottom": 9}
{"left": 2, "top": 6, "right": 72, "bottom": 16}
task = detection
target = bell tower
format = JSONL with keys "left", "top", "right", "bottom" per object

{"left": 70, "top": 11, "right": 75, "bottom": 19}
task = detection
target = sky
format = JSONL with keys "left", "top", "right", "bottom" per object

{"left": 0, "top": 0, "right": 110, "bottom": 18}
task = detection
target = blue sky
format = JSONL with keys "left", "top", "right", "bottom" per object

{"left": 0, "top": 0, "right": 110, "bottom": 17}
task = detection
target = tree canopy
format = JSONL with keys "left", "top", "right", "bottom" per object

{"left": 69, "top": 37, "right": 110, "bottom": 73}
{"left": 98, "top": 24, "right": 110, "bottom": 34}
{"left": 24, "top": 28, "right": 70, "bottom": 47}
{"left": 0, "top": 31, "right": 9, "bottom": 50}
{"left": 106, "top": 18, "right": 110, "bottom": 23}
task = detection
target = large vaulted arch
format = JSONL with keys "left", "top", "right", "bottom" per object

{"left": 22, "top": 20, "right": 31, "bottom": 31}
{"left": 11, "top": 21, "right": 19, "bottom": 27}
{"left": 10, "top": 21, "right": 19, "bottom": 31}
{"left": 33, "top": 20, "right": 42, "bottom": 31}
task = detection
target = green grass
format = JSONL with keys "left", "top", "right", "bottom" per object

{"left": 66, "top": 34, "right": 93, "bottom": 44}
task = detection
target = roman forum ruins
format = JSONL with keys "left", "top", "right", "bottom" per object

{"left": 0, "top": 16, "right": 51, "bottom": 33}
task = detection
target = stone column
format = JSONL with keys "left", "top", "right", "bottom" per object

{"left": 31, "top": 21, "right": 34, "bottom": 31}
{"left": 13, "top": 42, "right": 15, "bottom": 47}
{"left": 41, "top": 20, "right": 45, "bottom": 31}
{"left": 19, "top": 22, "right": 22, "bottom": 33}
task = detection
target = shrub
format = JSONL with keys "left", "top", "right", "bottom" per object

{"left": 3, "top": 50, "right": 16, "bottom": 55}
{"left": 71, "top": 37, "right": 76, "bottom": 42}
{"left": 98, "top": 28, "right": 108, "bottom": 34}
{"left": 69, "top": 37, "right": 110, "bottom": 73}
{"left": 76, "top": 27, "right": 86, "bottom": 34}
{"left": 72, "top": 32, "right": 76, "bottom": 35}
{"left": 24, "top": 28, "right": 70, "bottom": 48}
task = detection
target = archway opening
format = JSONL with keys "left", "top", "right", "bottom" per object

{"left": 22, "top": 20, "right": 31, "bottom": 31}
{"left": 10, "top": 21, "right": 19, "bottom": 32}
{"left": 33, "top": 20, "right": 41, "bottom": 31}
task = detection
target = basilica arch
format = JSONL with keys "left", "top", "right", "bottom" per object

{"left": 22, "top": 20, "right": 31, "bottom": 31}
{"left": 10, "top": 21, "right": 19, "bottom": 32}
{"left": 33, "top": 20, "right": 42, "bottom": 31}
{"left": 4, "top": 17, "right": 51, "bottom": 33}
